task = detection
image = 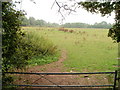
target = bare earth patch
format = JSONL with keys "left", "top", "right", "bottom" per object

{"left": 14, "top": 50, "right": 113, "bottom": 89}
{"left": 27, "top": 49, "right": 68, "bottom": 72}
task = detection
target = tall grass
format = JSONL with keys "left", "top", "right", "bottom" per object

{"left": 22, "top": 29, "right": 58, "bottom": 66}
{"left": 25, "top": 31, "right": 57, "bottom": 55}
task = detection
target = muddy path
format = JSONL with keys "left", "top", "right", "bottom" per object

{"left": 26, "top": 49, "right": 68, "bottom": 72}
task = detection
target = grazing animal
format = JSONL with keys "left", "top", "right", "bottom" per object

{"left": 69, "top": 30, "right": 74, "bottom": 33}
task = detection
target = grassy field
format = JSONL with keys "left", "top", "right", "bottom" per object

{"left": 23, "top": 27, "right": 118, "bottom": 72}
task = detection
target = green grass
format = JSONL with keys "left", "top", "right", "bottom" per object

{"left": 23, "top": 27, "right": 118, "bottom": 72}
{"left": 28, "top": 55, "right": 58, "bottom": 66}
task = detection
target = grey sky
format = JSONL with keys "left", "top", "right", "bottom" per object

{"left": 14, "top": 0, "right": 115, "bottom": 24}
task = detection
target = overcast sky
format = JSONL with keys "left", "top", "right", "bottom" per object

{"left": 13, "top": 0, "right": 115, "bottom": 24}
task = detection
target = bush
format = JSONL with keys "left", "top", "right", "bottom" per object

{"left": 24, "top": 31, "right": 57, "bottom": 56}
{"left": 20, "top": 31, "right": 58, "bottom": 66}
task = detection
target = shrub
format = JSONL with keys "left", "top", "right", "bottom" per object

{"left": 23, "top": 31, "right": 58, "bottom": 66}
{"left": 24, "top": 31, "right": 57, "bottom": 56}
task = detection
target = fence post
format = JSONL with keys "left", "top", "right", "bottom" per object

{"left": 113, "top": 70, "right": 117, "bottom": 90}
{"left": 118, "top": 43, "right": 120, "bottom": 90}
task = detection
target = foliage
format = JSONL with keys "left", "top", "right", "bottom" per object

{"left": 62, "top": 21, "right": 112, "bottom": 29}
{"left": 2, "top": 2, "right": 26, "bottom": 85}
{"left": 2, "top": 2, "right": 25, "bottom": 72}
{"left": 24, "top": 31, "right": 57, "bottom": 56}
{"left": 78, "top": 1, "right": 120, "bottom": 42}
{"left": 29, "top": 17, "right": 36, "bottom": 26}
{"left": 20, "top": 30, "right": 58, "bottom": 66}
{"left": 91, "top": 21, "right": 112, "bottom": 29}
{"left": 20, "top": 16, "right": 30, "bottom": 26}
{"left": 21, "top": 16, "right": 60, "bottom": 27}
{"left": 21, "top": 16, "right": 112, "bottom": 29}
{"left": 62, "top": 23, "right": 90, "bottom": 28}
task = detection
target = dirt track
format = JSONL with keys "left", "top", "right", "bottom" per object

{"left": 14, "top": 50, "right": 113, "bottom": 90}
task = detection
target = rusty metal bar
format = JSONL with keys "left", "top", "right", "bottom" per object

{"left": 4, "top": 71, "right": 115, "bottom": 75}
{"left": 4, "top": 84, "right": 114, "bottom": 87}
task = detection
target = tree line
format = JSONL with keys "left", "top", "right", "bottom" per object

{"left": 62, "top": 21, "right": 112, "bottom": 29}
{"left": 21, "top": 16, "right": 59, "bottom": 27}
{"left": 21, "top": 16, "right": 113, "bottom": 29}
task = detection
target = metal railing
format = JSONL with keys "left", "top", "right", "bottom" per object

{"left": 4, "top": 70, "right": 118, "bottom": 90}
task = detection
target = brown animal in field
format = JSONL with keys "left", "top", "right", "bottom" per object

{"left": 64, "top": 29, "right": 68, "bottom": 32}
{"left": 59, "top": 28, "right": 69, "bottom": 33}
{"left": 69, "top": 30, "right": 74, "bottom": 33}
{"left": 59, "top": 28, "right": 64, "bottom": 31}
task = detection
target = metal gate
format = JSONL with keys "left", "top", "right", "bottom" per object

{"left": 4, "top": 70, "right": 118, "bottom": 90}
